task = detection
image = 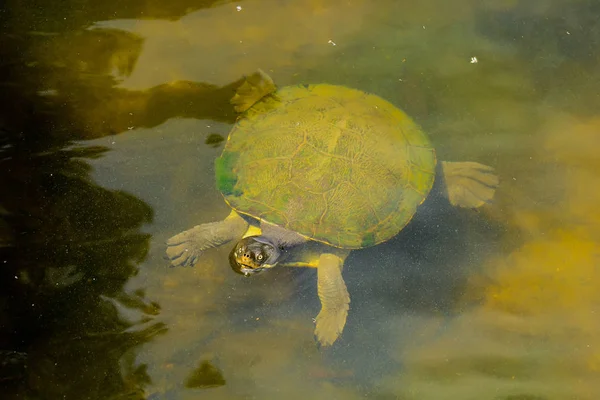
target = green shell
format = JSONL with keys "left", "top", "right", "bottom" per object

{"left": 216, "top": 84, "right": 436, "bottom": 249}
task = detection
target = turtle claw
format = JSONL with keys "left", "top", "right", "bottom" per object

{"left": 314, "top": 253, "right": 350, "bottom": 347}
{"left": 166, "top": 244, "right": 201, "bottom": 267}
{"left": 165, "top": 213, "right": 249, "bottom": 268}
{"left": 166, "top": 228, "right": 207, "bottom": 268}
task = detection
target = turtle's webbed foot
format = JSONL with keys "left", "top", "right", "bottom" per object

{"left": 315, "top": 254, "right": 350, "bottom": 346}
{"left": 230, "top": 69, "right": 276, "bottom": 113}
{"left": 166, "top": 225, "right": 214, "bottom": 267}
{"left": 166, "top": 212, "right": 249, "bottom": 268}
{"left": 441, "top": 161, "right": 499, "bottom": 208}
{"left": 315, "top": 306, "right": 349, "bottom": 347}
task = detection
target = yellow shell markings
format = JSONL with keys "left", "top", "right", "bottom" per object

{"left": 218, "top": 84, "right": 437, "bottom": 249}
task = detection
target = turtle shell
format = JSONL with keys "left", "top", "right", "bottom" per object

{"left": 215, "top": 84, "right": 436, "bottom": 249}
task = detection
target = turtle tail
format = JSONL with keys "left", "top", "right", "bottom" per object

{"left": 230, "top": 69, "right": 277, "bottom": 113}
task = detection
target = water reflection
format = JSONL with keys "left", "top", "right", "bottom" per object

{"left": 2, "top": 0, "right": 600, "bottom": 398}
{"left": 0, "top": 140, "right": 162, "bottom": 398}
{"left": 0, "top": 88, "right": 163, "bottom": 398}
{"left": 1, "top": 2, "right": 218, "bottom": 398}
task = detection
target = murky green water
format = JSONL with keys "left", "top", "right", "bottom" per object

{"left": 2, "top": 0, "right": 600, "bottom": 398}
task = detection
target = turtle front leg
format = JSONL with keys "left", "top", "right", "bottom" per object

{"left": 315, "top": 252, "right": 351, "bottom": 346}
{"left": 441, "top": 161, "right": 499, "bottom": 208}
{"left": 166, "top": 211, "right": 248, "bottom": 267}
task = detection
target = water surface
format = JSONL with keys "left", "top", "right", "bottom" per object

{"left": 2, "top": 0, "right": 600, "bottom": 398}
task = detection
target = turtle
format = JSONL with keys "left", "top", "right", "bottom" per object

{"left": 166, "top": 69, "right": 499, "bottom": 346}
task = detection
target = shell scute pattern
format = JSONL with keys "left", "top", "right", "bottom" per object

{"left": 217, "top": 84, "right": 436, "bottom": 249}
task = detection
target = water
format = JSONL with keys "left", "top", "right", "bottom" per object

{"left": 1, "top": 0, "right": 600, "bottom": 398}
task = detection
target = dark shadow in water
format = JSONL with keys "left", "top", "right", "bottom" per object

{"left": 0, "top": 4, "right": 248, "bottom": 398}
{"left": 0, "top": 117, "right": 165, "bottom": 399}
{"left": 4, "top": 0, "right": 237, "bottom": 32}
{"left": 184, "top": 360, "right": 226, "bottom": 389}
{"left": 0, "top": 80, "right": 165, "bottom": 400}
{"left": 3, "top": 29, "right": 243, "bottom": 144}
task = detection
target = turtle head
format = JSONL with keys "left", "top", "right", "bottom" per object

{"left": 229, "top": 236, "right": 280, "bottom": 276}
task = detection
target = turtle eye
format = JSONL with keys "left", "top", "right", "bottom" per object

{"left": 257, "top": 254, "right": 263, "bottom": 261}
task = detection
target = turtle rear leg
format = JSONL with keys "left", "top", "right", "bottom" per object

{"left": 166, "top": 211, "right": 248, "bottom": 267}
{"left": 441, "top": 161, "right": 499, "bottom": 208}
{"left": 315, "top": 252, "right": 350, "bottom": 347}
{"left": 230, "top": 69, "right": 276, "bottom": 113}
